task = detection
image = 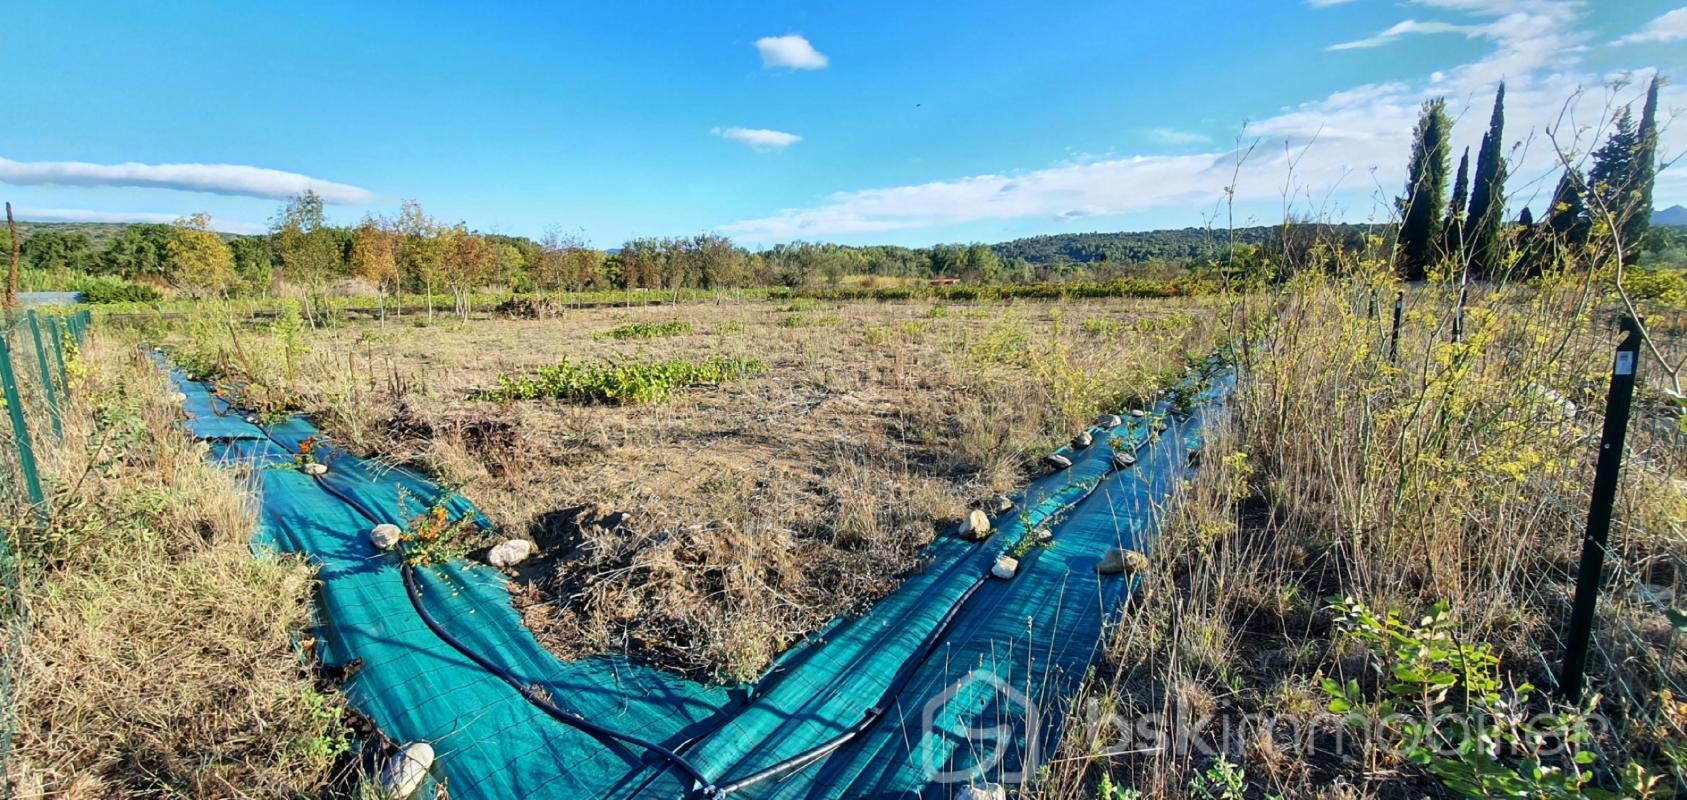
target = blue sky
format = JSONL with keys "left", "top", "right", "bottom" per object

{"left": 3, "top": 1, "right": 1685, "bottom": 247}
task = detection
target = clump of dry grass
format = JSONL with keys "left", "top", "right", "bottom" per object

{"left": 1033, "top": 271, "right": 1686, "bottom": 799}
{"left": 6, "top": 333, "right": 351, "bottom": 798}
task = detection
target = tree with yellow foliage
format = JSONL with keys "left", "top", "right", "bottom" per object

{"left": 350, "top": 214, "right": 399, "bottom": 326}
{"left": 168, "top": 213, "right": 237, "bottom": 297}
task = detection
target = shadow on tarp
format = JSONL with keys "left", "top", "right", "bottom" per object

{"left": 163, "top": 354, "right": 1229, "bottom": 799}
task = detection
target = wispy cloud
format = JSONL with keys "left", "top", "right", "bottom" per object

{"left": 712, "top": 127, "right": 803, "bottom": 151}
{"left": 1327, "top": 19, "right": 1484, "bottom": 50}
{"left": 15, "top": 207, "right": 265, "bottom": 234}
{"left": 754, "top": 34, "right": 828, "bottom": 70}
{"left": 721, "top": 0, "right": 1683, "bottom": 243}
{"left": 0, "top": 156, "right": 373, "bottom": 204}
{"left": 1612, "top": 7, "right": 1687, "bottom": 46}
{"left": 1306, "top": 0, "right": 1359, "bottom": 7}
{"left": 1145, "top": 127, "right": 1213, "bottom": 146}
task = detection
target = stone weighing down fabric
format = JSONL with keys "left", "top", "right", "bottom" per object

{"left": 167, "top": 360, "right": 1227, "bottom": 799}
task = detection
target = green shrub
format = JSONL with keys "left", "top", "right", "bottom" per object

{"left": 600, "top": 320, "right": 693, "bottom": 340}
{"left": 478, "top": 354, "right": 766, "bottom": 404}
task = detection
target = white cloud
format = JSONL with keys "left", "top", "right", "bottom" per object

{"left": 1145, "top": 127, "right": 1213, "bottom": 145}
{"left": 712, "top": 127, "right": 803, "bottom": 151}
{"left": 1306, "top": 0, "right": 1359, "bottom": 6}
{"left": 721, "top": 0, "right": 1685, "bottom": 243}
{"left": 0, "top": 156, "right": 373, "bottom": 204}
{"left": 754, "top": 34, "right": 828, "bottom": 70}
{"left": 15, "top": 207, "right": 265, "bottom": 234}
{"left": 1612, "top": 7, "right": 1687, "bottom": 45}
{"left": 1328, "top": 19, "right": 1485, "bottom": 50}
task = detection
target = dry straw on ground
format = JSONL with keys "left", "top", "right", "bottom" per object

{"left": 6, "top": 333, "right": 352, "bottom": 798}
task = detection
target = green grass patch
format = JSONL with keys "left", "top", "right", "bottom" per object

{"left": 478, "top": 354, "right": 766, "bottom": 404}
{"left": 599, "top": 320, "right": 693, "bottom": 340}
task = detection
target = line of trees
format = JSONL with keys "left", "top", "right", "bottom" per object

{"left": 1396, "top": 76, "right": 1666, "bottom": 280}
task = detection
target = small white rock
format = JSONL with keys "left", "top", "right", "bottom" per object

{"left": 301, "top": 462, "right": 328, "bottom": 476}
{"left": 244, "top": 414, "right": 258, "bottom": 424}
{"left": 989, "top": 494, "right": 1015, "bottom": 514}
{"left": 1151, "top": 420, "right": 1169, "bottom": 433}
{"left": 1129, "top": 409, "right": 1147, "bottom": 418}
{"left": 1098, "top": 547, "right": 1149, "bottom": 575}
{"left": 960, "top": 783, "right": 1007, "bottom": 800}
{"left": 1097, "top": 413, "right": 1123, "bottom": 429}
{"left": 1071, "top": 430, "right": 1094, "bottom": 449}
{"left": 382, "top": 741, "right": 434, "bottom": 798}
{"left": 1112, "top": 451, "right": 1137, "bottom": 469}
{"left": 370, "top": 523, "right": 403, "bottom": 550}
{"left": 170, "top": 391, "right": 188, "bottom": 405}
{"left": 1044, "top": 453, "right": 1073, "bottom": 470}
{"left": 1529, "top": 383, "right": 1577, "bottom": 420}
{"left": 991, "top": 556, "right": 1019, "bottom": 580}
{"left": 487, "top": 538, "right": 535, "bottom": 568}
{"left": 959, "top": 509, "right": 992, "bottom": 539}
{"left": 1035, "top": 527, "right": 1053, "bottom": 542}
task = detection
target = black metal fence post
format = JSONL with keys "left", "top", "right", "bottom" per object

{"left": 1559, "top": 318, "right": 1641, "bottom": 703}
{"left": 1389, "top": 291, "right": 1404, "bottom": 363}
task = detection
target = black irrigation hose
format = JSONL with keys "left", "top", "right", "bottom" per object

{"left": 399, "top": 563, "right": 724, "bottom": 798}
{"left": 228, "top": 411, "right": 719, "bottom": 798}
{"left": 713, "top": 576, "right": 990, "bottom": 795}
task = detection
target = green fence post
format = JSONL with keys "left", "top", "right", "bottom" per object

{"left": 47, "top": 317, "right": 69, "bottom": 398}
{"left": 25, "top": 312, "right": 62, "bottom": 439}
{"left": 0, "top": 324, "right": 46, "bottom": 510}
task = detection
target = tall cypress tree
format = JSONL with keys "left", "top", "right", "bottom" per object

{"left": 1518, "top": 206, "right": 1534, "bottom": 226}
{"left": 1589, "top": 106, "right": 1639, "bottom": 251}
{"left": 1547, "top": 168, "right": 1588, "bottom": 243}
{"left": 1626, "top": 75, "right": 1661, "bottom": 252}
{"left": 1442, "top": 147, "right": 1471, "bottom": 261}
{"left": 1466, "top": 83, "right": 1507, "bottom": 278}
{"left": 1397, "top": 98, "right": 1452, "bottom": 281}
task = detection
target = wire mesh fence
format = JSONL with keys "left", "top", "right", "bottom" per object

{"left": 0, "top": 307, "right": 91, "bottom": 778}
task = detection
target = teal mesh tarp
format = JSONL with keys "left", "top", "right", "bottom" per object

{"left": 167, "top": 359, "right": 1228, "bottom": 799}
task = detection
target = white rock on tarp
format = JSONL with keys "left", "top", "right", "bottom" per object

{"left": 1044, "top": 453, "right": 1073, "bottom": 470}
{"left": 1151, "top": 420, "right": 1169, "bottom": 433}
{"left": 1112, "top": 451, "right": 1137, "bottom": 469}
{"left": 1097, "top": 413, "right": 1123, "bottom": 429}
{"left": 959, "top": 509, "right": 992, "bottom": 539}
{"left": 989, "top": 494, "right": 1015, "bottom": 514}
{"left": 244, "top": 415, "right": 258, "bottom": 424}
{"left": 1035, "top": 527, "right": 1053, "bottom": 542}
{"left": 170, "top": 391, "right": 188, "bottom": 405}
{"left": 488, "top": 539, "right": 535, "bottom": 568}
{"left": 1071, "top": 430, "right": 1094, "bottom": 449}
{"left": 991, "top": 556, "right": 1018, "bottom": 580}
{"left": 1129, "top": 409, "right": 1147, "bottom": 418}
{"left": 960, "top": 783, "right": 1007, "bottom": 800}
{"left": 370, "top": 523, "right": 402, "bottom": 550}
{"left": 301, "top": 462, "right": 328, "bottom": 476}
{"left": 1097, "top": 547, "right": 1149, "bottom": 575}
{"left": 382, "top": 741, "right": 434, "bottom": 798}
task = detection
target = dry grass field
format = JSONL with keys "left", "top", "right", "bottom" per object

{"left": 157, "top": 295, "right": 1226, "bottom": 679}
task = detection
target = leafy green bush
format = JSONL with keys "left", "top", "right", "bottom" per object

{"left": 73, "top": 275, "right": 161, "bottom": 304}
{"left": 478, "top": 354, "right": 765, "bottom": 404}
{"left": 600, "top": 320, "right": 693, "bottom": 340}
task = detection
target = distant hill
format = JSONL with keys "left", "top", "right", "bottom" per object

{"left": 990, "top": 223, "right": 1387, "bottom": 265}
{"left": 8, "top": 221, "right": 145, "bottom": 248}
{"left": 1654, "top": 204, "right": 1687, "bottom": 227}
